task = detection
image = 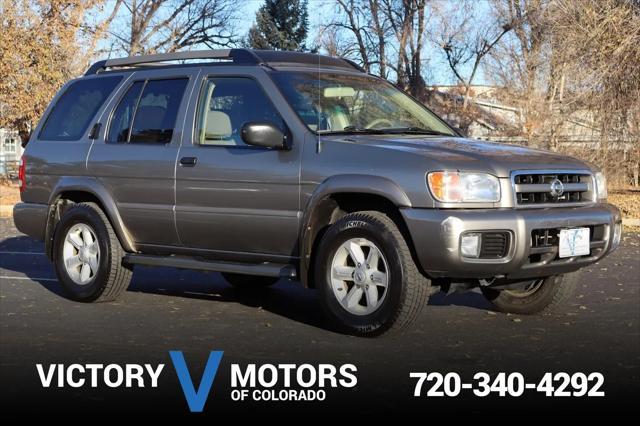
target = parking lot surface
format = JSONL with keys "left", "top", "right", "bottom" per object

{"left": 1, "top": 218, "right": 638, "bottom": 416}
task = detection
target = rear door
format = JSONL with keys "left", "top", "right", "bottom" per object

{"left": 175, "top": 68, "right": 302, "bottom": 261}
{"left": 88, "top": 68, "right": 198, "bottom": 247}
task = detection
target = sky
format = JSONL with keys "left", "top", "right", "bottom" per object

{"left": 93, "top": 0, "right": 491, "bottom": 86}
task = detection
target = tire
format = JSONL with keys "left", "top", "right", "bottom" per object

{"left": 314, "top": 211, "right": 430, "bottom": 336}
{"left": 222, "top": 273, "right": 279, "bottom": 288}
{"left": 481, "top": 272, "right": 579, "bottom": 315}
{"left": 52, "top": 202, "right": 132, "bottom": 302}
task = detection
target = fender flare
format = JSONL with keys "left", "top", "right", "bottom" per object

{"left": 298, "top": 174, "right": 412, "bottom": 286}
{"left": 46, "top": 176, "right": 136, "bottom": 256}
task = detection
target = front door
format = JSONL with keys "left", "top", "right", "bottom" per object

{"left": 175, "top": 72, "right": 301, "bottom": 261}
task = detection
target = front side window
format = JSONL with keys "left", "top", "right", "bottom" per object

{"left": 195, "top": 77, "right": 284, "bottom": 146}
{"left": 270, "top": 72, "right": 456, "bottom": 136}
{"left": 108, "top": 78, "right": 188, "bottom": 144}
{"left": 39, "top": 76, "right": 122, "bottom": 141}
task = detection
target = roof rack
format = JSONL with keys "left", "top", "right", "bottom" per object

{"left": 84, "top": 49, "right": 260, "bottom": 75}
{"left": 84, "top": 48, "right": 363, "bottom": 75}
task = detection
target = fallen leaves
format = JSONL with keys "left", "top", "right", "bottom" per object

{"left": 609, "top": 191, "right": 640, "bottom": 218}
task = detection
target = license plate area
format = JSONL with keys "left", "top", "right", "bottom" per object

{"left": 558, "top": 227, "right": 590, "bottom": 258}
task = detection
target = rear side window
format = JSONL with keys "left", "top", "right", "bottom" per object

{"left": 108, "top": 78, "right": 188, "bottom": 144}
{"left": 107, "top": 81, "right": 144, "bottom": 143}
{"left": 39, "top": 76, "right": 122, "bottom": 141}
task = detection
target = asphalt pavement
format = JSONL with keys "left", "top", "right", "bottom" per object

{"left": 1, "top": 217, "right": 638, "bottom": 418}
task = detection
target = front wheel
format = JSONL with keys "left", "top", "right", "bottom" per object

{"left": 481, "top": 272, "right": 579, "bottom": 315}
{"left": 314, "top": 211, "right": 430, "bottom": 336}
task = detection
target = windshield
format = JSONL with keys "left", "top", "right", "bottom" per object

{"left": 270, "top": 72, "right": 456, "bottom": 136}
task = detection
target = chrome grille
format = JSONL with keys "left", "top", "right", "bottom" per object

{"left": 512, "top": 170, "right": 595, "bottom": 207}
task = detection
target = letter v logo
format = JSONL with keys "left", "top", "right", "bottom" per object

{"left": 170, "top": 351, "right": 223, "bottom": 413}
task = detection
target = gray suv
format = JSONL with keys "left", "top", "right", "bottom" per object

{"left": 13, "top": 49, "right": 622, "bottom": 336}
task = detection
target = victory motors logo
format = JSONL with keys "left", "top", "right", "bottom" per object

{"left": 170, "top": 351, "right": 223, "bottom": 412}
{"left": 36, "top": 351, "right": 358, "bottom": 413}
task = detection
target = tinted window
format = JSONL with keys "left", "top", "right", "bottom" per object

{"left": 108, "top": 81, "right": 144, "bottom": 143}
{"left": 195, "top": 78, "right": 284, "bottom": 146}
{"left": 129, "top": 79, "right": 188, "bottom": 143}
{"left": 39, "top": 76, "right": 122, "bottom": 141}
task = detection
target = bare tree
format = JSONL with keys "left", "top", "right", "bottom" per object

{"left": 381, "top": 0, "right": 429, "bottom": 94}
{"left": 368, "top": 0, "right": 388, "bottom": 78}
{"left": 485, "top": 0, "right": 551, "bottom": 146}
{"left": 485, "top": 0, "right": 639, "bottom": 185}
{"left": 106, "top": 0, "right": 238, "bottom": 55}
{"left": 324, "top": 0, "right": 392, "bottom": 74}
{"left": 333, "top": 0, "right": 372, "bottom": 71}
{"left": 546, "top": 0, "right": 640, "bottom": 185}
{"left": 323, "top": 0, "right": 428, "bottom": 95}
{"left": 433, "top": 0, "right": 512, "bottom": 110}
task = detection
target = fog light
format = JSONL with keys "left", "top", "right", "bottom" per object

{"left": 461, "top": 233, "right": 481, "bottom": 258}
{"left": 613, "top": 222, "right": 622, "bottom": 248}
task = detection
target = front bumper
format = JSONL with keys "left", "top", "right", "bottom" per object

{"left": 401, "top": 203, "right": 622, "bottom": 280}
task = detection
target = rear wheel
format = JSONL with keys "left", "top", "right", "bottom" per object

{"left": 222, "top": 273, "right": 279, "bottom": 288}
{"left": 481, "top": 272, "right": 579, "bottom": 315}
{"left": 53, "top": 202, "right": 132, "bottom": 302}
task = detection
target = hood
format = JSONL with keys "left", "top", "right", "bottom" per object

{"left": 322, "top": 135, "right": 592, "bottom": 177}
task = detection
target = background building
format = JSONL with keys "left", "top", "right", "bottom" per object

{"left": 0, "top": 129, "right": 22, "bottom": 178}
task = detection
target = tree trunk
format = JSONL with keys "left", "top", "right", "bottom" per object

{"left": 369, "top": 0, "right": 386, "bottom": 78}
{"left": 338, "top": 0, "right": 370, "bottom": 72}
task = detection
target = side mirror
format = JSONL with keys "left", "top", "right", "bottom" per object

{"left": 241, "top": 122, "right": 287, "bottom": 149}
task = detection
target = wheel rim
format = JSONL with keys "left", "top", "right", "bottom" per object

{"left": 503, "top": 279, "right": 544, "bottom": 297}
{"left": 62, "top": 223, "right": 100, "bottom": 285}
{"left": 330, "top": 237, "right": 389, "bottom": 316}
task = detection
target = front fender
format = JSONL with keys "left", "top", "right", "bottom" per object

{"left": 298, "top": 174, "right": 411, "bottom": 286}
{"left": 305, "top": 174, "right": 412, "bottom": 209}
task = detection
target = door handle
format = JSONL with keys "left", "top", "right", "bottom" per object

{"left": 179, "top": 156, "right": 197, "bottom": 167}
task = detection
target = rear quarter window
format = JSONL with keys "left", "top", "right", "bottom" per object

{"left": 39, "top": 76, "right": 122, "bottom": 141}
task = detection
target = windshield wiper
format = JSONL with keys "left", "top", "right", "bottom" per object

{"left": 318, "top": 126, "right": 386, "bottom": 135}
{"left": 318, "top": 126, "right": 454, "bottom": 136}
{"left": 376, "top": 127, "right": 454, "bottom": 136}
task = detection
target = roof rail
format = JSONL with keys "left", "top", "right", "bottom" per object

{"left": 84, "top": 48, "right": 365, "bottom": 76}
{"left": 84, "top": 48, "right": 261, "bottom": 75}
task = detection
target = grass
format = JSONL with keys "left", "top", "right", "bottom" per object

{"left": 0, "top": 181, "right": 20, "bottom": 206}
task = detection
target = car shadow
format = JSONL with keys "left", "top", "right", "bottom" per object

{"left": 1, "top": 234, "right": 495, "bottom": 331}
{"left": 128, "top": 267, "right": 331, "bottom": 331}
{"left": 428, "top": 289, "right": 494, "bottom": 310}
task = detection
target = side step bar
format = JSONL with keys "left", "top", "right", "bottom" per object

{"left": 124, "top": 254, "right": 296, "bottom": 278}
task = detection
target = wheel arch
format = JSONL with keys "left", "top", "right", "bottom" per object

{"left": 45, "top": 177, "right": 136, "bottom": 259}
{"left": 299, "top": 175, "right": 417, "bottom": 288}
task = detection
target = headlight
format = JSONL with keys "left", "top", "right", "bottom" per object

{"left": 427, "top": 171, "right": 501, "bottom": 203}
{"left": 595, "top": 172, "right": 608, "bottom": 200}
